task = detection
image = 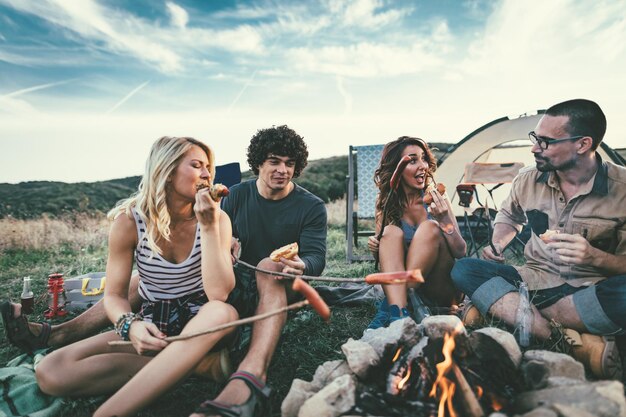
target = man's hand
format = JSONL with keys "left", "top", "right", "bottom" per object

{"left": 230, "top": 237, "right": 241, "bottom": 264}
{"left": 128, "top": 321, "right": 168, "bottom": 355}
{"left": 279, "top": 254, "right": 305, "bottom": 278}
{"left": 482, "top": 243, "right": 505, "bottom": 263}
{"left": 548, "top": 233, "right": 595, "bottom": 266}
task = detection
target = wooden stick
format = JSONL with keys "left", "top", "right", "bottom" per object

{"left": 236, "top": 259, "right": 365, "bottom": 283}
{"left": 451, "top": 362, "right": 484, "bottom": 417}
{"left": 108, "top": 300, "right": 309, "bottom": 346}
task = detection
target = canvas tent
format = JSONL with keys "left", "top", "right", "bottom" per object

{"left": 345, "top": 110, "right": 625, "bottom": 263}
{"left": 437, "top": 111, "right": 625, "bottom": 217}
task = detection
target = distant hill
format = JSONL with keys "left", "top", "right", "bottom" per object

{"left": 0, "top": 144, "right": 454, "bottom": 219}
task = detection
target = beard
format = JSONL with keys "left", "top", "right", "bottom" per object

{"left": 535, "top": 155, "right": 577, "bottom": 172}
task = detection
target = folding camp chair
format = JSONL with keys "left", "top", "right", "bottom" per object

{"left": 346, "top": 144, "right": 384, "bottom": 263}
{"left": 455, "top": 162, "right": 524, "bottom": 257}
{"left": 214, "top": 162, "right": 241, "bottom": 188}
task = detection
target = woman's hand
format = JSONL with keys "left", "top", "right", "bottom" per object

{"left": 427, "top": 189, "right": 454, "bottom": 226}
{"left": 368, "top": 235, "right": 380, "bottom": 256}
{"left": 194, "top": 187, "right": 220, "bottom": 228}
{"left": 128, "top": 321, "right": 169, "bottom": 355}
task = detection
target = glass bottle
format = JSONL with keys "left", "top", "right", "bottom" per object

{"left": 515, "top": 281, "right": 532, "bottom": 348}
{"left": 20, "top": 276, "right": 34, "bottom": 315}
{"left": 408, "top": 288, "right": 431, "bottom": 323}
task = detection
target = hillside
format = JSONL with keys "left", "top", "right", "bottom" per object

{"left": 0, "top": 144, "right": 454, "bottom": 219}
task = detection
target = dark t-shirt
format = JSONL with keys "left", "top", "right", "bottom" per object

{"left": 222, "top": 179, "right": 327, "bottom": 276}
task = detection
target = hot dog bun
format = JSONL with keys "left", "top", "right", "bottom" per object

{"left": 539, "top": 229, "right": 560, "bottom": 242}
{"left": 423, "top": 183, "right": 446, "bottom": 205}
{"left": 270, "top": 242, "right": 299, "bottom": 262}
{"left": 196, "top": 183, "right": 230, "bottom": 202}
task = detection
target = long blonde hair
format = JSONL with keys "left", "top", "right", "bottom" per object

{"left": 108, "top": 136, "right": 215, "bottom": 255}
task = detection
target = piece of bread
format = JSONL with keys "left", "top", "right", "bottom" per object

{"left": 423, "top": 183, "right": 447, "bottom": 204}
{"left": 539, "top": 229, "right": 560, "bottom": 242}
{"left": 270, "top": 242, "right": 299, "bottom": 262}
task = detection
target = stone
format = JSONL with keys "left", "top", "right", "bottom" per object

{"left": 551, "top": 403, "right": 598, "bottom": 417}
{"left": 513, "top": 380, "right": 626, "bottom": 417}
{"left": 360, "top": 317, "right": 421, "bottom": 358}
{"left": 472, "top": 327, "right": 522, "bottom": 367}
{"left": 523, "top": 350, "right": 585, "bottom": 381}
{"left": 281, "top": 379, "right": 317, "bottom": 417}
{"left": 519, "top": 407, "right": 558, "bottom": 417}
{"left": 420, "top": 315, "right": 466, "bottom": 340}
{"left": 310, "top": 359, "right": 352, "bottom": 390}
{"left": 341, "top": 338, "right": 380, "bottom": 379}
{"left": 298, "top": 374, "right": 356, "bottom": 417}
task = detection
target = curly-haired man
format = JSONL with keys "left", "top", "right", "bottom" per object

{"left": 192, "top": 125, "right": 327, "bottom": 415}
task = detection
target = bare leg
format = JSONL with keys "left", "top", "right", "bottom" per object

{"left": 405, "top": 220, "right": 458, "bottom": 306}
{"left": 95, "top": 301, "right": 238, "bottom": 417}
{"left": 203, "top": 258, "right": 290, "bottom": 408}
{"left": 488, "top": 292, "right": 552, "bottom": 340}
{"left": 378, "top": 225, "right": 408, "bottom": 308}
{"left": 12, "top": 274, "right": 141, "bottom": 348}
{"left": 540, "top": 295, "right": 587, "bottom": 332}
{"left": 37, "top": 301, "right": 237, "bottom": 417}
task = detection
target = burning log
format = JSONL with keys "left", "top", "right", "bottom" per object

{"left": 451, "top": 363, "right": 484, "bottom": 417}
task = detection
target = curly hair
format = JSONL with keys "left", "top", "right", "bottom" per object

{"left": 108, "top": 136, "right": 214, "bottom": 255}
{"left": 374, "top": 136, "right": 437, "bottom": 229}
{"left": 246, "top": 125, "right": 309, "bottom": 178}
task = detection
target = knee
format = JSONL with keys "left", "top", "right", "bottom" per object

{"left": 199, "top": 301, "right": 238, "bottom": 324}
{"left": 255, "top": 258, "right": 286, "bottom": 293}
{"left": 450, "top": 258, "right": 473, "bottom": 290}
{"left": 415, "top": 220, "right": 442, "bottom": 241}
{"left": 36, "top": 352, "right": 71, "bottom": 396}
{"left": 381, "top": 224, "right": 403, "bottom": 240}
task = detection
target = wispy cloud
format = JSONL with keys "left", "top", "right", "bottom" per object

{"left": 106, "top": 80, "right": 150, "bottom": 114}
{"left": 0, "top": 79, "right": 75, "bottom": 98}
{"left": 335, "top": 75, "right": 352, "bottom": 114}
{"left": 166, "top": 2, "right": 188, "bottom": 29}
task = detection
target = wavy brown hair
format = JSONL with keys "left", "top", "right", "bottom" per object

{"left": 374, "top": 136, "right": 437, "bottom": 229}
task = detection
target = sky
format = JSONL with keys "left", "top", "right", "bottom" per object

{"left": 1, "top": 0, "right": 625, "bottom": 184}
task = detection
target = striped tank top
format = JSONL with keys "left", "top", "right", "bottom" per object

{"left": 132, "top": 208, "right": 204, "bottom": 302}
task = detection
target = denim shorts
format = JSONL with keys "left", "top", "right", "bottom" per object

{"left": 451, "top": 257, "right": 626, "bottom": 335}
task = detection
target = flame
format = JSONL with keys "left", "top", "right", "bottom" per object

{"left": 475, "top": 385, "right": 483, "bottom": 399}
{"left": 397, "top": 363, "right": 412, "bottom": 390}
{"left": 490, "top": 394, "right": 503, "bottom": 412}
{"left": 392, "top": 347, "right": 402, "bottom": 362}
{"left": 429, "top": 324, "right": 464, "bottom": 417}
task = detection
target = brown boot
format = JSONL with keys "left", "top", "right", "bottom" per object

{"left": 565, "top": 329, "right": 622, "bottom": 380}
{"left": 461, "top": 301, "right": 485, "bottom": 327}
{"left": 193, "top": 348, "right": 232, "bottom": 383}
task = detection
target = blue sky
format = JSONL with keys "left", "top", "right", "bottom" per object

{"left": 1, "top": 0, "right": 625, "bottom": 183}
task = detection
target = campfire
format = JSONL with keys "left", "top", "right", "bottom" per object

{"left": 281, "top": 315, "right": 625, "bottom": 417}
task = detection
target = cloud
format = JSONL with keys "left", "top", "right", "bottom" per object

{"left": 288, "top": 41, "right": 442, "bottom": 77}
{"left": 1, "top": 79, "right": 75, "bottom": 98}
{"left": 335, "top": 75, "right": 352, "bottom": 114}
{"left": 106, "top": 80, "right": 150, "bottom": 114}
{"left": 340, "top": 0, "right": 412, "bottom": 28}
{"left": 166, "top": 2, "right": 188, "bottom": 29}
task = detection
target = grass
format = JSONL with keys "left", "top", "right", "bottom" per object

{"left": 0, "top": 204, "right": 380, "bottom": 416}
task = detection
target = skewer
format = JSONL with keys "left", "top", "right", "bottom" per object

{"left": 109, "top": 300, "right": 310, "bottom": 346}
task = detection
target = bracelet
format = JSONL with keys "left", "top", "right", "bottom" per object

{"left": 115, "top": 312, "right": 143, "bottom": 341}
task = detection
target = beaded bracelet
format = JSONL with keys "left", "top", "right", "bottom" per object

{"left": 115, "top": 312, "right": 143, "bottom": 341}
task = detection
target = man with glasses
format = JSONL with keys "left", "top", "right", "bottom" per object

{"left": 451, "top": 99, "right": 626, "bottom": 381}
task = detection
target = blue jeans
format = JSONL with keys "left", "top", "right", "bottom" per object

{"left": 451, "top": 258, "right": 626, "bottom": 335}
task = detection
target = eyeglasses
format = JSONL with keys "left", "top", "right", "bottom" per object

{"left": 528, "top": 131, "right": 585, "bottom": 150}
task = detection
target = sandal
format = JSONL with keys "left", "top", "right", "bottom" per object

{"left": 1, "top": 300, "right": 51, "bottom": 353}
{"left": 194, "top": 370, "right": 271, "bottom": 417}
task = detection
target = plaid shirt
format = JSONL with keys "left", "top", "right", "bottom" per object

{"left": 139, "top": 291, "right": 208, "bottom": 335}
{"left": 495, "top": 155, "right": 626, "bottom": 290}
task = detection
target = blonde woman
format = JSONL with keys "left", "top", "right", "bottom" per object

{"left": 35, "top": 136, "right": 238, "bottom": 417}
